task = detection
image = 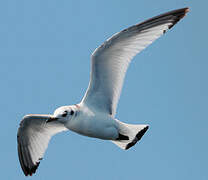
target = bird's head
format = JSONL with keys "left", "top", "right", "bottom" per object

{"left": 47, "top": 105, "right": 79, "bottom": 123}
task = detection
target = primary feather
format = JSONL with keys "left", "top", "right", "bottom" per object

{"left": 82, "top": 8, "right": 189, "bottom": 116}
{"left": 17, "top": 115, "right": 67, "bottom": 176}
{"left": 17, "top": 7, "right": 189, "bottom": 176}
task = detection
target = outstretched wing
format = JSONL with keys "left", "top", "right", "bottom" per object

{"left": 17, "top": 114, "right": 67, "bottom": 176}
{"left": 82, "top": 8, "right": 189, "bottom": 117}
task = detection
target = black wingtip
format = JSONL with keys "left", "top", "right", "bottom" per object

{"left": 167, "top": 7, "right": 190, "bottom": 29}
{"left": 17, "top": 136, "right": 41, "bottom": 176}
{"left": 28, "top": 162, "right": 40, "bottom": 176}
{"left": 133, "top": 7, "right": 190, "bottom": 33}
{"left": 23, "top": 162, "right": 40, "bottom": 176}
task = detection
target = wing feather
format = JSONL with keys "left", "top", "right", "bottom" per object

{"left": 82, "top": 8, "right": 189, "bottom": 116}
{"left": 17, "top": 114, "right": 67, "bottom": 176}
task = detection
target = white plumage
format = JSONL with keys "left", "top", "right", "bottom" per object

{"left": 82, "top": 23, "right": 172, "bottom": 116}
{"left": 17, "top": 7, "right": 189, "bottom": 176}
{"left": 17, "top": 115, "right": 67, "bottom": 175}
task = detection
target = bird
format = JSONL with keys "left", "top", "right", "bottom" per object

{"left": 17, "top": 7, "right": 189, "bottom": 176}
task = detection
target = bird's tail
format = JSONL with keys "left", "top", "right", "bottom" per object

{"left": 112, "top": 120, "right": 149, "bottom": 150}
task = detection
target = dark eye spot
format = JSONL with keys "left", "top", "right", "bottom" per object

{"left": 62, "top": 110, "right": 68, "bottom": 117}
{"left": 70, "top": 110, "right": 74, "bottom": 115}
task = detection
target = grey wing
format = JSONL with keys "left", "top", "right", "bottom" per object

{"left": 82, "top": 8, "right": 189, "bottom": 117}
{"left": 17, "top": 114, "right": 67, "bottom": 176}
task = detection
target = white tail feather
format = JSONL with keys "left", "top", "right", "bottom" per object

{"left": 112, "top": 120, "right": 149, "bottom": 150}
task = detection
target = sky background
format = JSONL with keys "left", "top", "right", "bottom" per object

{"left": 0, "top": 0, "right": 207, "bottom": 180}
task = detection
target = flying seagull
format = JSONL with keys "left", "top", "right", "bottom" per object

{"left": 17, "top": 7, "right": 189, "bottom": 176}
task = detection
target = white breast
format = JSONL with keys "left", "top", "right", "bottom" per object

{"left": 65, "top": 107, "right": 119, "bottom": 140}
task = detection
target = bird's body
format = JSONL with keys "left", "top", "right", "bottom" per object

{"left": 64, "top": 104, "right": 119, "bottom": 140}
{"left": 17, "top": 7, "right": 189, "bottom": 176}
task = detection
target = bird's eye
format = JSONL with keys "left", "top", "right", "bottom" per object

{"left": 70, "top": 110, "right": 74, "bottom": 115}
{"left": 62, "top": 110, "right": 68, "bottom": 117}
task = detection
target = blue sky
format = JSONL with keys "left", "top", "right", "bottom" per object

{"left": 0, "top": 0, "right": 207, "bottom": 179}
